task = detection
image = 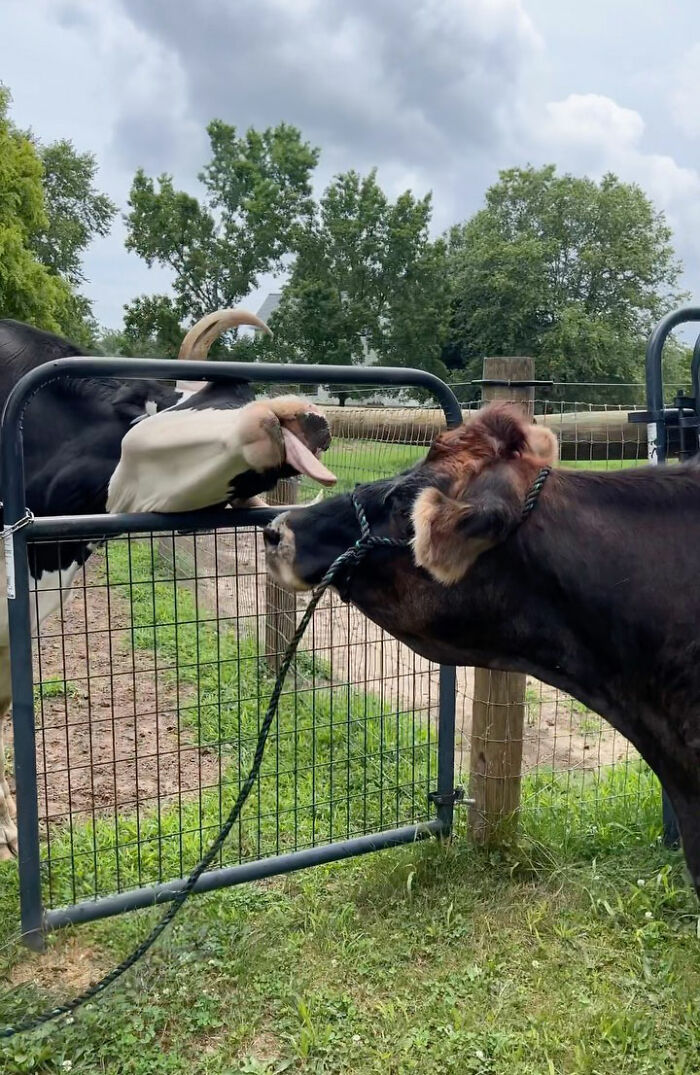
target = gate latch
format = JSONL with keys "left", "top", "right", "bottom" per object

{"left": 429, "top": 786, "right": 473, "bottom": 807}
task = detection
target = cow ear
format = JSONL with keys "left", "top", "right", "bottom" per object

{"left": 526, "top": 424, "right": 558, "bottom": 464}
{"left": 411, "top": 482, "right": 520, "bottom": 585}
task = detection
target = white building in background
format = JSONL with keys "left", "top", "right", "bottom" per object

{"left": 256, "top": 291, "right": 283, "bottom": 327}
{"left": 255, "top": 293, "right": 401, "bottom": 407}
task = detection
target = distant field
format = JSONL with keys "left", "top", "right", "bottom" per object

{"left": 301, "top": 438, "right": 649, "bottom": 499}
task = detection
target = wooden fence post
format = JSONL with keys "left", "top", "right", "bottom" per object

{"left": 469, "top": 357, "right": 535, "bottom": 845}
{"left": 265, "top": 478, "right": 299, "bottom": 673}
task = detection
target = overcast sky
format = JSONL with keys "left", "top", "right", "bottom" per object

{"left": 4, "top": 0, "right": 700, "bottom": 334}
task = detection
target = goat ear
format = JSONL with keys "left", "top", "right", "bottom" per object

{"left": 411, "top": 484, "right": 520, "bottom": 585}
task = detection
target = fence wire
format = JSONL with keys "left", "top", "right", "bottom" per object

{"left": 28, "top": 518, "right": 437, "bottom": 909}
{"left": 22, "top": 387, "right": 663, "bottom": 908}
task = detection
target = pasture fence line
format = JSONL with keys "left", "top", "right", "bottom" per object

{"left": 318, "top": 401, "right": 650, "bottom": 459}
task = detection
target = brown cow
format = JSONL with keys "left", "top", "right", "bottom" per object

{"left": 263, "top": 403, "right": 700, "bottom": 894}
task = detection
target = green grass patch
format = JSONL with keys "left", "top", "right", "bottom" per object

{"left": 301, "top": 438, "right": 425, "bottom": 498}
{"left": 519, "top": 760, "right": 662, "bottom": 863}
{"left": 33, "top": 679, "right": 82, "bottom": 703}
{"left": 299, "top": 437, "right": 652, "bottom": 503}
{"left": 0, "top": 828, "right": 696, "bottom": 1074}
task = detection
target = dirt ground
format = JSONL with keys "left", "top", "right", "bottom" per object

{"left": 8, "top": 534, "right": 637, "bottom": 827}
{"left": 7, "top": 556, "right": 220, "bottom": 829}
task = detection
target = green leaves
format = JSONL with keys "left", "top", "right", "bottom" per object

{"left": 445, "top": 165, "right": 687, "bottom": 402}
{"left": 0, "top": 85, "right": 115, "bottom": 346}
{"left": 272, "top": 169, "right": 450, "bottom": 391}
{"left": 32, "top": 139, "right": 116, "bottom": 287}
{"left": 125, "top": 121, "right": 319, "bottom": 320}
{"left": 0, "top": 87, "right": 74, "bottom": 333}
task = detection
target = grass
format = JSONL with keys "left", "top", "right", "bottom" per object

{"left": 1, "top": 817, "right": 697, "bottom": 1074}
{"left": 300, "top": 439, "right": 425, "bottom": 498}
{"left": 300, "top": 438, "right": 651, "bottom": 503}
{"left": 0, "top": 438, "right": 696, "bottom": 1072}
{"left": 33, "top": 679, "right": 81, "bottom": 703}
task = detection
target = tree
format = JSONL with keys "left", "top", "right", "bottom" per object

{"left": 124, "top": 120, "right": 319, "bottom": 337}
{"left": 445, "top": 165, "right": 686, "bottom": 402}
{"left": 32, "top": 140, "right": 116, "bottom": 288}
{"left": 123, "top": 295, "right": 185, "bottom": 356}
{"left": 34, "top": 141, "right": 116, "bottom": 349}
{"left": 0, "top": 86, "right": 75, "bottom": 332}
{"left": 271, "top": 169, "right": 450, "bottom": 404}
{"left": 32, "top": 141, "right": 116, "bottom": 350}
{"left": 0, "top": 86, "right": 116, "bottom": 348}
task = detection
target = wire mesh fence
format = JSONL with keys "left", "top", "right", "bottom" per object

{"left": 19, "top": 384, "right": 665, "bottom": 911}
{"left": 27, "top": 523, "right": 439, "bottom": 909}
{"left": 320, "top": 392, "right": 662, "bottom": 846}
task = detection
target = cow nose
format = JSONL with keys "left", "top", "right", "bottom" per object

{"left": 263, "top": 525, "right": 281, "bottom": 548}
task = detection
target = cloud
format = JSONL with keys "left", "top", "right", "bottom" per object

{"left": 668, "top": 42, "right": 700, "bottom": 140}
{"left": 544, "top": 94, "right": 644, "bottom": 153}
{"left": 534, "top": 92, "right": 700, "bottom": 307}
{"left": 115, "top": 0, "right": 542, "bottom": 173}
{"left": 4, "top": 0, "right": 700, "bottom": 331}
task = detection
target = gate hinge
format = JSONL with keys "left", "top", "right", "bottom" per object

{"left": 429, "top": 786, "right": 473, "bottom": 807}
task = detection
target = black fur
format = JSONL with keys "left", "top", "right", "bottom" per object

{"left": 0, "top": 321, "right": 262, "bottom": 578}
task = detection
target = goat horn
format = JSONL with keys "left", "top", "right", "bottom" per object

{"left": 178, "top": 308, "right": 272, "bottom": 360}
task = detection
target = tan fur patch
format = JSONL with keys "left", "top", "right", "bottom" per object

{"left": 412, "top": 487, "right": 491, "bottom": 585}
{"left": 526, "top": 425, "right": 558, "bottom": 464}
{"left": 267, "top": 396, "right": 325, "bottom": 422}
{"left": 425, "top": 405, "right": 533, "bottom": 495}
{"left": 411, "top": 404, "right": 557, "bottom": 585}
{"left": 240, "top": 413, "right": 285, "bottom": 471}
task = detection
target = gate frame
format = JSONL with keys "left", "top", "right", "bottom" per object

{"left": 639, "top": 305, "right": 700, "bottom": 847}
{"left": 0, "top": 357, "right": 462, "bottom": 949}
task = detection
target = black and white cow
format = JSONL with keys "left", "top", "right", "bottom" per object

{"left": 0, "top": 309, "right": 336, "bottom": 859}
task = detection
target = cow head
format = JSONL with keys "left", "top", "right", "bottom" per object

{"left": 179, "top": 309, "right": 335, "bottom": 492}
{"left": 176, "top": 308, "right": 336, "bottom": 490}
{"left": 106, "top": 308, "right": 336, "bottom": 513}
{"left": 263, "top": 405, "right": 557, "bottom": 651}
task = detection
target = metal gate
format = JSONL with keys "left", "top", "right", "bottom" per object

{"left": 1, "top": 357, "right": 463, "bottom": 949}
{"left": 631, "top": 304, "right": 700, "bottom": 846}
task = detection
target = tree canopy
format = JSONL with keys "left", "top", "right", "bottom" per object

{"left": 32, "top": 139, "right": 116, "bottom": 288}
{"left": 270, "top": 169, "right": 450, "bottom": 401}
{"left": 444, "top": 165, "right": 686, "bottom": 399}
{"left": 0, "top": 86, "right": 116, "bottom": 347}
{"left": 124, "top": 120, "right": 318, "bottom": 337}
{"left": 0, "top": 87, "right": 74, "bottom": 333}
{"left": 99, "top": 293, "right": 237, "bottom": 359}
{"left": 3, "top": 87, "right": 689, "bottom": 397}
